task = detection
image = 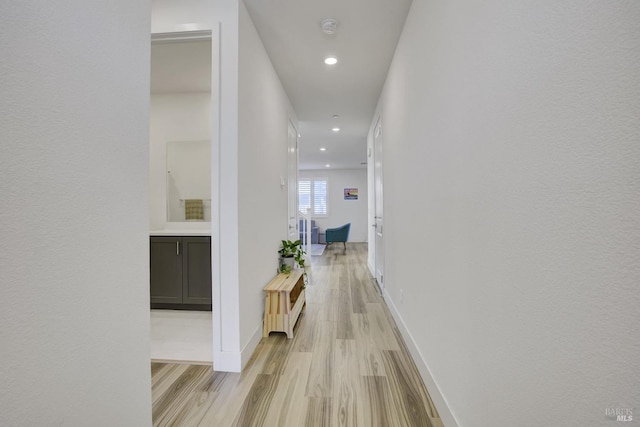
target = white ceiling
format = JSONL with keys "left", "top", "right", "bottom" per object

{"left": 244, "top": 0, "right": 413, "bottom": 170}
{"left": 150, "top": 1, "right": 413, "bottom": 170}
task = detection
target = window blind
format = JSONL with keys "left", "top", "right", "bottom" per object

{"left": 298, "top": 178, "right": 327, "bottom": 216}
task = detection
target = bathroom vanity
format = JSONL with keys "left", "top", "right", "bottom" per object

{"left": 150, "top": 231, "right": 211, "bottom": 311}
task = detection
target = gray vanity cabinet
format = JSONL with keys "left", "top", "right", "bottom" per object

{"left": 181, "top": 237, "right": 212, "bottom": 305}
{"left": 150, "top": 237, "right": 183, "bottom": 305}
{"left": 150, "top": 236, "right": 211, "bottom": 310}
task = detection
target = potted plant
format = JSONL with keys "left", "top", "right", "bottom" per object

{"left": 278, "top": 239, "right": 306, "bottom": 274}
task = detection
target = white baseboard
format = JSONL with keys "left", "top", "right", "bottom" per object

{"left": 382, "top": 289, "right": 459, "bottom": 427}
{"left": 213, "top": 349, "right": 241, "bottom": 372}
{"left": 241, "top": 324, "right": 263, "bottom": 370}
{"left": 213, "top": 325, "right": 263, "bottom": 373}
{"left": 367, "top": 259, "right": 375, "bottom": 277}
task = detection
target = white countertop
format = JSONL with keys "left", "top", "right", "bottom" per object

{"left": 150, "top": 229, "right": 211, "bottom": 236}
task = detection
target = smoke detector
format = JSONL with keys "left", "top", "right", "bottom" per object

{"left": 321, "top": 19, "right": 338, "bottom": 35}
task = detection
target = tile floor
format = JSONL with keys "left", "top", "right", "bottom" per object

{"left": 150, "top": 309, "right": 213, "bottom": 364}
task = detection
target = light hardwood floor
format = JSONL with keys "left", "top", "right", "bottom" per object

{"left": 152, "top": 243, "right": 443, "bottom": 427}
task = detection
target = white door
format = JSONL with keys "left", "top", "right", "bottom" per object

{"left": 374, "top": 117, "right": 384, "bottom": 290}
{"left": 288, "top": 121, "right": 299, "bottom": 240}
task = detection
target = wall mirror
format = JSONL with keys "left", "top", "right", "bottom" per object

{"left": 166, "top": 140, "right": 211, "bottom": 222}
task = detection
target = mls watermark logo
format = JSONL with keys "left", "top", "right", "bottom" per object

{"left": 605, "top": 407, "right": 633, "bottom": 423}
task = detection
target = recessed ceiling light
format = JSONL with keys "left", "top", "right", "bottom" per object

{"left": 332, "top": 127, "right": 340, "bottom": 132}
{"left": 324, "top": 57, "right": 338, "bottom": 65}
{"left": 325, "top": 164, "right": 331, "bottom": 168}
{"left": 320, "top": 147, "right": 326, "bottom": 151}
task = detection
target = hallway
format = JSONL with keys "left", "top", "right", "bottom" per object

{"left": 151, "top": 243, "right": 443, "bottom": 426}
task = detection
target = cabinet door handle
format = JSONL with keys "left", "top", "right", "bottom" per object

{"left": 176, "top": 241, "right": 180, "bottom": 256}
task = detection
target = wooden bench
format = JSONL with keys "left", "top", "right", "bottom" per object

{"left": 263, "top": 270, "right": 306, "bottom": 339}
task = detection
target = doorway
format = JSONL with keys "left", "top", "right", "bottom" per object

{"left": 149, "top": 31, "right": 215, "bottom": 364}
{"left": 288, "top": 121, "right": 299, "bottom": 241}
{"left": 373, "top": 116, "right": 384, "bottom": 291}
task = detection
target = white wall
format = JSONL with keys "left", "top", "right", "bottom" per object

{"left": 151, "top": 0, "right": 214, "bottom": 33}
{"left": 151, "top": 0, "right": 244, "bottom": 371}
{"left": 0, "top": 1, "right": 151, "bottom": 426}
{"left": 237, "top": 0, "right": 298, "bottom": 365}
{"left": 376, "top": 1, "right": 640, "bottom": 426}
{"left": 300, "top": 169, "right": 368, "bottom": 243}
{"left": 149, "top": 93, "right": 211, "bottom": 228}
{"left": 153, "top": 0, "right": 296, "bottom": 371}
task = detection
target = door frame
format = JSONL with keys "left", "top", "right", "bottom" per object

{"left": 149, "top": 28, "right": 221, "bottom": 367}
{"left": 287, "top": 120, "right": 300, "bottom": 240}
{"left": 373, "top": 115, "right": 384, "bottom": 291}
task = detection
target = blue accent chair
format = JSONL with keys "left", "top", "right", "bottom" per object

{"left": 299, "top": 219, "right": 319, "bottom": 245}
{"left": 325, "top": 223, "right": 351, "bottom": 250}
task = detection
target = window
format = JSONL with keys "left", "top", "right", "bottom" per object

{"left": 299, "top": 178, "right": 328, "bottom": 216}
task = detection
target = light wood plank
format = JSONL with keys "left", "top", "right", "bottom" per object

{"left": 304, "top": 320, "right": 335, "bottom": 397}
{"left": 305, "top": 397, "right": 332, "bottom": 427}
{"left": 381, "top": 350, "right": 435, "bottom": 427}
{"left": 365, "top": 303, "right": 402, "bottom": 351}
{"left": 291, "top": 308, "right": 317, "bottom": 352}
{"left": 332, "top": 339, "right": 360, "bottom": 426}
{"left": 336, "top": 288, "right": 355, "bottom": 339}
{"left": 231, "top": 373, "right": 280, "bottom": 427}
{"left": 352, "top": 313, "right": 387, "bottom": 377}
{"left": 262, "top": 352, "right": 313, "bottom": 427}
{"left": 152, "top": 365, "right": 212, "bottom": 426}
{"left": 151, "top": 243, "right": 444, "bottom": 427}
{"left": 193, "top": 339, "right": 277, "bottom": 426}
{"left": 360, "top": 375, "right": 400, "bottom": 427}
